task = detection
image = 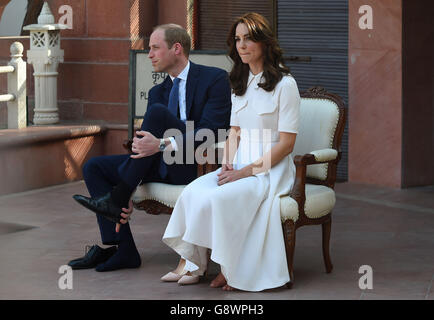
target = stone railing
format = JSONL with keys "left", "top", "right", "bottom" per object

{"left": 0, "top": 42, "right": 26, "bottom": 129}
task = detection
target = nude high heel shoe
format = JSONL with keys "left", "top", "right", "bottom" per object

{"left": 177, "top": 272, "right": 200, "bottom": 285}
{"left": 161, "top": 258, "right": 188, "bottom": 282}
{"left": 161, "top": 269, "right": 187, "bottom": 282}
{"left": 177, "top": 249, "right": 211, "bottom": 286}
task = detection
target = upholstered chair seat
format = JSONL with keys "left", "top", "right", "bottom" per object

{"left": 132, "top": 182, "right": 185, "bottom": 213}
{"left": 132, "top": 179, "right": 337, "bottom": 223}
{"left": 280, "top": 183, "right": 336, "bottom": 223}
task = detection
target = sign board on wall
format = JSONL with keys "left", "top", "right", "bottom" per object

{"left": 129, "top": 50, "right": 232, "bottom": 139}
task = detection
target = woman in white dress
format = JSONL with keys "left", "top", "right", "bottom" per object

{"left": 161, "top": 12, "right": 300, "bottom": 291}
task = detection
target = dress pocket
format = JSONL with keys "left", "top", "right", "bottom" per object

{"left": 254, "top": 99, "right": 279, "bottom": 132}
{"left": 232, "top": 96, "right": 248, "bottom": 113}
{"left": 255, "top": 101, "right": 278, "bottom": 115}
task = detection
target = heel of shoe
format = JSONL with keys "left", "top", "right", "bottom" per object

{"left": 177, "top": 274, "right": 200, "bottom": 286}
{"left": 161, "top": 271, "right": 185, "bottom": 282}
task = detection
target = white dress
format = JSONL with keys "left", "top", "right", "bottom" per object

{"left": 163, "top": 71, "right": 300, "bottom": 291}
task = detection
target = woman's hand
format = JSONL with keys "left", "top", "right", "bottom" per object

{"left": 115, "top": 200, "right": 133, "bottom": 233}
{"left": 221, "top": 163, "right": 233, "bottom": 173}
{"left": 217, "top": 165, "right": 248, "bottom": 186}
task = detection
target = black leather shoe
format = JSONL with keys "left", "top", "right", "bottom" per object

{"left": 68, "top": 245, "right": 117, "bottom": 270}
{"left": 73, "top": 192, "right": 122, "bottom": 223}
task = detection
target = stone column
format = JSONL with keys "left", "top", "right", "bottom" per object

{"left": 23, "top": 2, "right": 67, "bottom": 125}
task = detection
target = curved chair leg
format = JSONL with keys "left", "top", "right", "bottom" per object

{"left": 322, "top": 217, "right": 333, "bottom": 273}
{"left": 282, "top": 220, "right": 296, "bottom": 288}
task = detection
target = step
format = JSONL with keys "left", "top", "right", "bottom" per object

{"left": 0, "top": 123, "right": 128, "bottom": 196}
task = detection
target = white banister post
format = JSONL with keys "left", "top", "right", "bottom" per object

{"left": 7, "top": 42, "right": 26, "bottom": 129}
{"left": 23, "top": 2, "right": 67, "bottom": 125}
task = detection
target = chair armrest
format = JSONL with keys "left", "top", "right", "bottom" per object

{"left": 309, "top": 148, "right": 338, "bottom": 162}
{"left": 196, "top": 146, "right": 223, "bottom": 176}
{"left": 123, "top": 139, "right": 133, "bottom": 154}
{"left": 289, "top": 151, "right": 341, "bottom": 221}
{"left": 289, "top": 154, "right": 311, "bottom": 209}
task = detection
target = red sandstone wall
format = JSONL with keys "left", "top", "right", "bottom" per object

{"left": 348, "top": 0, "right": 403, "bottom": 187}
{"left": 52, "top": 0, "right": 157, "bottom": 124}
{"left": 1, "top": 0, "right": 189, "bottom": 128}
{"left": 1, "top": 0, "right": 162, "bottom": 127}
{"left": 158, "top": 0, "right": 187, "bottom": 26}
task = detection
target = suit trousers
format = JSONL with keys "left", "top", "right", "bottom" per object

{"left": 82, "top": 103, "right": 191, "bottom": 245}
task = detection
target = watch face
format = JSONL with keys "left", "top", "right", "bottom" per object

{"left": 159, "top": 140, "right": 165, "bottom": 151}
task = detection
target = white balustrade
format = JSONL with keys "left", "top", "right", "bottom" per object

{"left": 0, "top": 41, "right": 27, "bottom": 129}
{"left": 0, "top": 66, "right": 15, "bottom": 74}
{"left": 0, "top": 94, "right": 15, "bottom": 102}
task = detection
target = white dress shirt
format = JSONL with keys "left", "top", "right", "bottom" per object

{"left": 169, "top": 61, "right": 190, "bottom": 122}
{"left": 167, "top": 61, "right": 190, "bottom": 151}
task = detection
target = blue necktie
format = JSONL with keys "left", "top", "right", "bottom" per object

{"left": 168, "top": 77, "right": 180, "bottom": 117}
{"left": 159, "top": 77, "right": 180, "bottom": 178}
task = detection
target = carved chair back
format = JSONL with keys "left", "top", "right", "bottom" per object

{"left": 293, "top": 87, "right": 346, "bottom": 188}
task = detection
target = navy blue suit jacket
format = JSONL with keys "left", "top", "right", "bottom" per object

{"left": 147, "top": 61, "right": 232, "bottom": 183}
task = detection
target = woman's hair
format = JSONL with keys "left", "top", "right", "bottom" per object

{"left": 227, "top": 12, "right": 290, "bottom": 96}
{"left": 154, "top": 24, "right": 191, "bottom": 57}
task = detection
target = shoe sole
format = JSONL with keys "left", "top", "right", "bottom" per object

{"left": 73, "top": 195, "right": 120, "bottom": 223}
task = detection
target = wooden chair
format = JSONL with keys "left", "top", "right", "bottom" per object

{"left": 280, "top": 86, "right": 346, "bottom": 288}
{"left": 129, "top": 86, "right": 346, "bottom": 288}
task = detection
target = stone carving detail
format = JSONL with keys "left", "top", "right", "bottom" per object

{"left": 32, "top": 32, "right": 45, "bottom": 48}
{"left": 48, "top": 31, "right": 60, "bottom": 48}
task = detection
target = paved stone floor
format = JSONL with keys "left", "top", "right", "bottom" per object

{"left": 0, "top": 181, "right": 433, "bottom": 300}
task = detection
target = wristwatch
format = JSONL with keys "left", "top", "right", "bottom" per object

{"left": 159, "top": 138, "right": 166, "bottom": 152}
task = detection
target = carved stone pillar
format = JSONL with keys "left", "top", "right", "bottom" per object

{"left": 23, "top": 2, "right": 67, "bottom": 125}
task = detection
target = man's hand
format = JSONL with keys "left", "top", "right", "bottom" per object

{"left": 115, "top": 200, "right": 133, "bottom": 233}
{"left": 130, "top": 131, "right": 160, "bottom": 159}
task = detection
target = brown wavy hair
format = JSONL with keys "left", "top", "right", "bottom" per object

{"left": 227, "top": 12, "right": 290, "bottom": 96}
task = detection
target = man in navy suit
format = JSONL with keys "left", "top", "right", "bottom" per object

{"left": 69, "top": 24, "right": 232, "bottom": 272}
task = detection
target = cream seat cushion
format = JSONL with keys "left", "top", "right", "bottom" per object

{"left": 134, "top": 182, "right": 335, "bottom": 223}
{"left": 280, "top": 184, "right": 336, "bottom": 223}
{"left": 132, "top": 182, "right": 185, "bottom": 208}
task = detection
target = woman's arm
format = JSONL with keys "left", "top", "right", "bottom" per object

{"left": 242, "top": 131, "right": 296, "bottom": 176}
{"left": 217, "top": 131, "right": 296, "bottom": 185}
{"left": 222, "top": 126, "right": 241, "bottom": 166}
